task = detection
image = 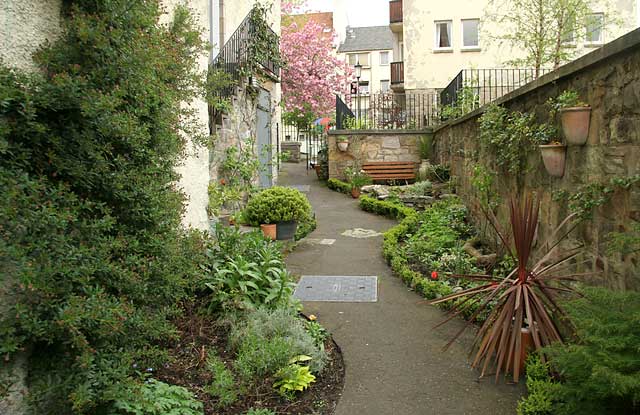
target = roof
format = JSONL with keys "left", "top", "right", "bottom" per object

{"left": 337, "top": 26, "right": 394, "bottom": 53}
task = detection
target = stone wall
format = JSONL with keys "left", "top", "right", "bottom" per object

{"left": 327, "top": 131, "right": 423, "bottom": 180}
{"left": 432, "top": 28, "right": 640, "bottom": 290}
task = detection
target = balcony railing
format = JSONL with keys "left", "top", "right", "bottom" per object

{"left": 210, "top": 9, "right": 280, "bottom": 97}
{"left": 389, "top": 0, "right": 403, "bottom": 24}
{"left": 391, "top": 61, "right": 404, "bottom": 84}
{"left": 440, "top": 68, "right": 552, "bottom": 108}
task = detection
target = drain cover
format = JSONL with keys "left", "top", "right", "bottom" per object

{"left": 294, "top": 276, "right": 378, "bottom": 302}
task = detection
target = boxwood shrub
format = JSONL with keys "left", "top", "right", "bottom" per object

{"left": 327, "top": 178, "right": 351, "bottom": 194}
{"left": 245, "top": 186, "right": 312, "bottom": 225}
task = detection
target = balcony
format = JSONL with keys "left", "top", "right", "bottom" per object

{"left": 389, "top": 0, "right": 403, "bottom": 31}
{"left": 390, "top": 61, "right": 404, "bottom": 91}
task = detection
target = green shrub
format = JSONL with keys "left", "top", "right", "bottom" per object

{"left": 517, "top": 355, "right": 561, "bottom": 415}
{"left": 0, "top": 2, "right": 208, "bottom": 411}
{"left": 359, "top": 195, "right": 416, "bottom": 220}
{"left": 245, "top": 186, "right": 312, "bottom": 225}
{"left": 305, "top": 321, "right": 328, "bottom": 350}
{"left": 415, "top": 279, "right": 453, "bottom": 299}
{"left": 204, "top": 227, "right": 294, "bottom": 311}
{"left": 295, "top": 212, "right": 317, "bottom": 241}
{"left": 244, "top": 409, "right": 276, "bottom": 415}
{"left": 273, "top": 357, "right": 316, "bottom": 398}
{"left": 109, "top": 379, "right": 203, "bottom": 415}
{"left": 327, "top": 178, "right": 351, "bottom": 194}
{"left": 545, "top": 287, "right": 640, "bottom": 414}
{"left": 230, "top": 309, "right": 327, "bottom": 382}
{"left": 205, "top": 355, "right": 238, "bottom": 408}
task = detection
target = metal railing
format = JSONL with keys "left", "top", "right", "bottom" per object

{"left": 389, "top": 0, "right": 403, "bottom": 23}
{"left": 391, "top": 61, "right": 404, "bottom": 85}
{"left": 440, "top": 68, "right": 551, "bottom": 108}
{"left": 337, "top": 93, "right": 439, "bottom": 130}
{"left": 210, "top": 9, "right": 280, "bottom": 97}
{"left": 280, "top": 122, "right": 327, "bottom": 170}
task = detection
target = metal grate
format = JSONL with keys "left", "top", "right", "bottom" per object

{"left": 294, "top": 276, "right": 378, "bottom": 302}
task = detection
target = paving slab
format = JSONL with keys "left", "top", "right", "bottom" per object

{"left": 279, "top": 163, "right": 523, "bottom": 415}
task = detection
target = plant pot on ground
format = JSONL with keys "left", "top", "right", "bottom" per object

{"left": 350, "top": 187, "right": 361, "bottom": 199}
{"left": 260, "top": 223, "right": 277, "bottom": 240}
{"left": 344, "top": 166, "right": 372, "bottom": 199}
{"left": 245, "top": 186, "right": 313, "bottom": 241}
{"left": 336, "top": 136, "right": 349, "bottom": 152}
{"left": 275, "top": 220, "right": 298, "bottom": 240}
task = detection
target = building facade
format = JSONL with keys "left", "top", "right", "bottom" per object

{"left": 389, "top": 0, "right": 639, "bottom": 94}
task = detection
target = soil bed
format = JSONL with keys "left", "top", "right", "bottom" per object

{"left": 157, "top": 304, "right": 345, "bottom": 414}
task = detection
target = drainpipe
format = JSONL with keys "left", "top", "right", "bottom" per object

{"left": 211, "top": 0, "right": 221, "bottom": 59}
{"left": 219, "top": 0, "right": 225, "bottom": 50}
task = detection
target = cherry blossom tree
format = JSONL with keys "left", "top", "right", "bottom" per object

{"left": 280, "top": 1, "right": 352, "bottom": 127}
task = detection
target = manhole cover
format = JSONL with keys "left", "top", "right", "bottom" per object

{"left": 287, "top": 185, "right": 310, "bottom": 193}
{"left": 293, "top": 276, "right": 378, "bottom": 302}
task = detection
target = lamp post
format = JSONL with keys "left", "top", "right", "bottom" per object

{"left": 354, "top": 63, "right": 362, "bottom": 123}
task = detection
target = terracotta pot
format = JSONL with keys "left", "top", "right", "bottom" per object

{"left": 351, "top": 187, "right": 361, "bottom": 198}
{"left": 260, "top": 223, "right": 277, "bottom": 240}
{"left": 337, "top": 141, "right": 349, "bottom": 152}
{"left": 560, "top": 106, "right": 591, "bottom": 146}
{"left": 539, "top": 144, "right": 567, "bottom": 177}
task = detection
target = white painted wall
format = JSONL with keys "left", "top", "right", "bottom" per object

{"left": 401, "top": 0, "right": 638, "bottom": 91}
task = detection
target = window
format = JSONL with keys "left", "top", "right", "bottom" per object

{"left": 348, "top": 52, "right": 370, "bottom": 66}
{"left": 380, "top": 80, "right": 390, "bottom": 92}
{"left": 585, "top": 13, "right": 604, "bottom": 44}
{"left": 379, "top": 51, "right": 390, "bottom": 65}
{"left": 358, "top": 81, "right": 370, "bottom": 94}
{"left": 435, "top": 20, "right": 452, "bottom": 50}
{"left": 461, "top": 19, "right": 479, "bottom": 49}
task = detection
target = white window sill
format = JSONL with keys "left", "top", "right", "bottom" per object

{"left": 562, "top": 43, "right": 577, "bottom": 48}
{"left": 461, "top": 46, "right": 481, "bottom": 52}
{"left": 433, "top": 48, "right": 453, "bottom": 53}
{"left": 584, "top": 42, "right": 603, "bottom": 48}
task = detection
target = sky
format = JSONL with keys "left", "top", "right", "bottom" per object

{"left": 296, "top": 0, "right": 389, "bottom": 27}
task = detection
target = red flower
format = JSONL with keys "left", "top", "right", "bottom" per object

{"left": 219, "top": 178, "right": 226, "bottom": 186}
{"left": 431, "top": 271, "right": 438, "bottom": 280}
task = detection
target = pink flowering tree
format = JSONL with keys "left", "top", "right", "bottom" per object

{"left": 280, "top": 2, "right": 352, "bottom": 128}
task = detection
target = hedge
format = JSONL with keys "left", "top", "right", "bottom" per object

{"left": 327, "top": 178, "right": 351, "bottom": 194}
{"left": 359, "top": 195, "right": 416, "bottom": 220}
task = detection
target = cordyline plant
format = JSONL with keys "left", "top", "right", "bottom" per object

{"left": 432, "top": 195, "right": 587, "bottom": 382}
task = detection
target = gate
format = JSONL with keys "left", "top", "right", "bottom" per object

{"left": 257, "top": 89, "right": 272, "bottom": 188}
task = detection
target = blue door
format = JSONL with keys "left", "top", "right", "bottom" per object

{"left": 257, "top": 89, "right": 272, "bottom": 188}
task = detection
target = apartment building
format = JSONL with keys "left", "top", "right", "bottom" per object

{"left": 389, "top": 0, "right": 639, "bottom": 94}
{"left": 338, "top": 26, "right": 395, "bottom": 97}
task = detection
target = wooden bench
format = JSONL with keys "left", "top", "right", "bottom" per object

{"left": 362, "top": 161, "right": 417, "bottom": 183}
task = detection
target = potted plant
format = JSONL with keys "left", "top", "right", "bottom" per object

{"left": 245, "top": 186, "right": 312, "bottom": 240}
{"left": 344, "top": 166, "right": 372, "bottom": 198}
{"left": 535, "top": 123, "right": 566, "bottom": 178}
{"left": 314, "top": 144, "right": 329, "bottom": 181}
{"left": 551, "top": 90, "right": 591, "bottom": 146}
{"left": 336, "top": 135, "right": 349, "bottom": 152}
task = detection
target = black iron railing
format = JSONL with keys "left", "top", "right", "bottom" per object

{"left": 337, "top": 93, "right": 439, "bottom": 130}
{"left": 440, "top": 68, "right": 552, "bottom": 108}
{"left": 210, "top": 10, "right": 280, "bottom": 97}
{"left": 336, "top": 95, "right": 355, "bottom": 129}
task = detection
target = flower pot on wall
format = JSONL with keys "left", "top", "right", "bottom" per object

{"left": 276, "top": 220, "right": 298, "bottom": 240}
{"left": 539, "top": 144, "right": 567, "bottom": 177}
{"left": 337, "top": 141, "right": 349, "bottom": 152}
{"left": 260, "top": 223, "right": 277, "bottom": 240}
{"left": 560, "top": 107, "right": 591, "bottom": 145}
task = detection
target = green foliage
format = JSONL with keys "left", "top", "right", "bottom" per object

{"left": 479, "top": 104, "right": 539, "bottom": 176}
{"left": 205, "top": 354, "right": 237, "bottom": 408}
{"left": 440, "top": 85, "right": 479, "bottom": 120}
{"left": 427, "top": 164, "right": 451, "bottom": 182}
{"left": 607, "top": 222, "right": 640, "bottom": 256}
{"left": 471, "top": 164, "right": 500, "bottom": 211}
{"left": 110, "top": 379, "right": 203, "bottom": 415}
{"left": 245, "top": 4, "right": 285, "bottom": 79}
{"left": 244, "top": 409, "right": 276, "bottom": 415}
{"left": 327, "top": 178, "right": 352, "bottom": 194}
{"left": 544, "top": 287, "right": 640, "bottom": 414}
{"left": 230, "top": 308, "right": 327, "bottom": 382}
{"left": 359, "top": 195, "right": 416, "bottom": 220}
{"left": 204, "top": 226, "right": 294, "bottom": 311}
{"left": 419, "top": 134, "right": 434, "bottom": 159}
{"left": 273, "top": 357, "right": 316, "bottom": 398}
{"left": 206, "top": 69, "right": 234, "bottom": 115}
{"left": 305, "top": 321, "right": 328, "bottom": 350}
{"left": 517, "top": 355, "right": 562, "bottom": 415}
{"left": 342, "top": 116, "right": 373, "bottom": 130}
{"left": 555, "top": 90, "right": 585, "bottom": 109}
{"left": 402, "top": 180, "right": 433, "bottom": 196}
{"left": 0, "top": 1, "right": 209, "bottom": 411}
{"left": 295, "top": 213, "right": 317, "bottom": 241}
{"left": 344, "top": 166, "right": 373, "bottom": 189}
{"left": 245, "top": 186, "right": 312, "bottom": 225}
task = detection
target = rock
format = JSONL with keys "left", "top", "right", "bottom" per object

{"left": 439, "top": 193, "right": 457, "bottom": 200}
{"left": 361, "top": 185, "right": 379, "bottom": 193}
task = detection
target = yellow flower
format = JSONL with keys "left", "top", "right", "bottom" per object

{"left": 309, "top": 314, "right": 317, "bottom": 321}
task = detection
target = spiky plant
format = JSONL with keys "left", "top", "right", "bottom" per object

{"left": 432, "top": 195, "right": 586, "bottom": 382}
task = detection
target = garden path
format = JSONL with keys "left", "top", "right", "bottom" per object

{"left": 279, "top": 162, "right": 523, "bottom": 415}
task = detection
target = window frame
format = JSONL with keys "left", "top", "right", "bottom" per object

{"left": 347, "top": 52, "right": 371, "bottom": 67}
{"left": 358, "top": 80, "right": 370, "bottom": 95}
{"left": 434, "top": 20, "right": 453, "bottom": 52}
{"left": 379, "top": 51, "right": 390, "bottom": 66}
{"left": 584, "top": 12, "right": 605, "bottom": 46}
{"left": 461, "top": 18, "right": 480, "bottom": 51}
{"left": 380, "top": 79, "right": 390, "bottom": 93}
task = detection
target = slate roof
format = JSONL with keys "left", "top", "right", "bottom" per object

{"left": 338, "top": 26, "right": 394, "bottom": 53}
